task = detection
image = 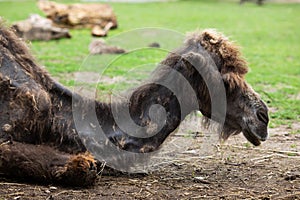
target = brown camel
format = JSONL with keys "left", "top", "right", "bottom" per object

{"left": 0, "top": 24, "right": 269, "bottom": 186}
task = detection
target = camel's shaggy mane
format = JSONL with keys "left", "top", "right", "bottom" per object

{"left": 185, "top": 29, "right": 249, "bottom": 92}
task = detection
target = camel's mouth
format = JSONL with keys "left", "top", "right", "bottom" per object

{"left": 242, "top": 130, "right": 262, "bottom": 146}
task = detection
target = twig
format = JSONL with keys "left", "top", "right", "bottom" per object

{"left": 97, "top": 161, "right": 107, "bottom": 178}
{"left": 250, "top": 154, "right": 275, "bottom": 162}
{"left": 0, "top": 182, "right": 28, "bottom": 186}
{"left": 8, "top": 192, "right": 25, "bottom": 196}
{"left": 0, "top": 140, "right": 11, "bottom": 146}
{"left": 222, "top": 144, "right": 300, "bottom": 157}
{"left": 52, "top": 190, "right": 83, "bottom": 197}
{"left": 269, "top": 149, "right": 300, "bottom": 156}
{"left": 144, "top": 187, "right": 156, "bottom": 195}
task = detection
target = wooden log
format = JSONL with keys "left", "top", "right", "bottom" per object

{"left": 38, "top": 0, "right": 118, "bottom": 30}
{"left": 12, "top": 14, "right": 71, "bottom": 41}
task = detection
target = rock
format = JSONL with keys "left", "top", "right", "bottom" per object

{"left": 89, "top": 39, "right": 126, "bottom": 54}
{"left": 148, "top": 42, "right": 160, "bottom": 48}
{"left": 2, "top": 124, "right": 12, "bottom": 132}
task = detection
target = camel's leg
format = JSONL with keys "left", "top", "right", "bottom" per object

{"left": 0, "top": 141, "right": 97, "bottom": 186}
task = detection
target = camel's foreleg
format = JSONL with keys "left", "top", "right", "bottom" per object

{"left": 0, "top": 141, "right": 97, "bottom": 186}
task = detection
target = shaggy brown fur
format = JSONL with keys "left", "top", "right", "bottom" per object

{"left": 0, "top": 23, "right": 269, "bottom": 186}
{"left": 185, "top": 30, "right": 250, "bottom": 94}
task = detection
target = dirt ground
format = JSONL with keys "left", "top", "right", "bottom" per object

{"left": 0, "top": 118, "right": 299, "bottom": 200}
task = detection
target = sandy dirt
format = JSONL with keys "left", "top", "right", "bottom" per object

{"left": 0, "top": 118, "right": 299, "bottom": 200}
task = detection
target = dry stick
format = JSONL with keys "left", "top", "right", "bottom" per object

{"left": 0, "top": 182, "right": 28, "bottom": 186}
{"left": 144, "top": 187, "right": 156, "bottom": 195}
{"left": 250, "top": 154, "right": 280, "bottom": 164}
{"left": 0, "top": 140, "right": 11, "bottom": 146}
{"left": 8, "top": 192, "right": 25, "bottom": 196}
{"left": 222, "top": 144, "right": 300, "bottom": 157}
{"left": 250, "top": 154, "right": 275, "bottom": 161}
{"left": 52, "top": 190, "right": 83, "bottom": 197}
{"left": 97, "top": 161, "right": 107, "bottom": 177}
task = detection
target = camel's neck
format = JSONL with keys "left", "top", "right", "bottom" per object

{"left": 95, "top": 64, "right": 209, "bottom": 153}
{"left": 96, "top": 83, "right": 185, "bottom": 153}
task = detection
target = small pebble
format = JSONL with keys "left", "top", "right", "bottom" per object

{"left": 2, "top": 124, "right": 12, "bottom": 132}
{"left": 49, "top": 186, "right": 57, "bottom": 191}
{"left": 194, "top": 176, "right": 210, "bottom": 184}
{"left": 148, "top": 42, "right": 160, "bottom": 48}
{"left": 45, "top": 189, "right": 51, "bottom": 194}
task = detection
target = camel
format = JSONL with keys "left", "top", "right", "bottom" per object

{"left": 0, "top": 23, "right": 269, "bottom": 186}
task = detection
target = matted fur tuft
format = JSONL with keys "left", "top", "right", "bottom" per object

{"left": 185, "top": 29, "right": 249, "bottom": 92}
{"left": 185, "top": 29, "right": 248, "bottom": 75}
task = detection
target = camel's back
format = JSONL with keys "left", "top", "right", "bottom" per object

{"left": 0, "top": 23, "right": 54, "bottom": 89}
{"left": 0, "top": 23, "right": 53, "bottom": 143}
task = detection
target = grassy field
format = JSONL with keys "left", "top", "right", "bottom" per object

{"left": 0, "top": 0, "right": 299, "bottom": 127}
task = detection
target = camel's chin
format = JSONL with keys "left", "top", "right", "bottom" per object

{"left": 242, "top": 130, "right": 261, "bottom": 146}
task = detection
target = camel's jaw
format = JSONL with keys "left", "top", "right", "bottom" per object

{"left": 241, "top": 114, "right": 269, "bottom": 146}
{"left": 242, "top": 129, "right": 267, "bottom": 146}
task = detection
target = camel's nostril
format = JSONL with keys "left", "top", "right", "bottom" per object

{"left": 257, "top": 110, "right": 269, "bottom": 125}
{"left": 260, "top": 137, "right": 267, "bottom": 141}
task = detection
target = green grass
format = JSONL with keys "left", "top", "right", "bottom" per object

{"left": 0, "top": 0, "right": 299, "bottom": 126}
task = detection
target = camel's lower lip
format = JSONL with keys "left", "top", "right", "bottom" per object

{"left": 242, "top": 130, "right": 261, "bottom": 146}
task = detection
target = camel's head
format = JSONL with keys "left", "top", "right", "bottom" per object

{"left": 221, "top": 79, "right": 269, "bottom": 146}
{"left": 185, "top": 29, "right": 269, "bottom": 146}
